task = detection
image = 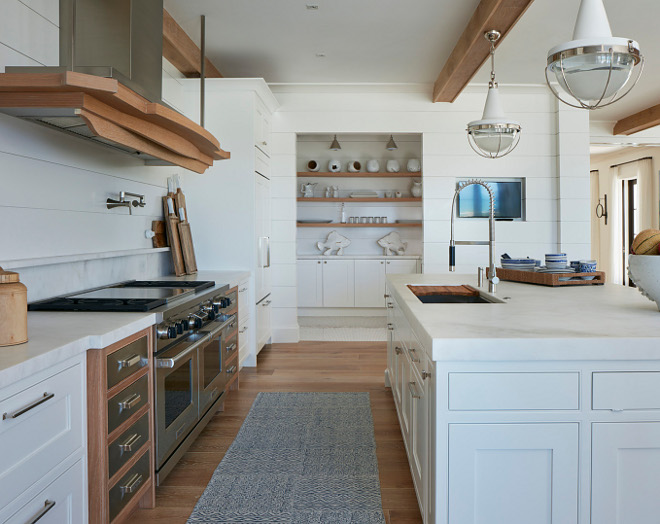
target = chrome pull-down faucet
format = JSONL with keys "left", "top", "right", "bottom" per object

{"left": 449, "top": 179, "right": 500, "bottom": 293}
{"left": 106, "top": 191, "right": 146, "bottom": 215}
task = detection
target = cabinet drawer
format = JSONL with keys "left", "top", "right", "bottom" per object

{"left": 449, "top": 372, "right": 580, "bottom": 411}
{"left": 224, "top": 332, "right": 238, "bottom": 361}
{"left": 109, "top": 450, "right": 150, "bottom": 522}
{"left": 107, "top": 374, "right": 149, "bottom": 434}
{"left": 4, "top": 459, "right": 84, "bottom": 524}
{"left": 108, "top": 412, "right": 150, "bottom": 479}
{"left": 0, "top": 364, "right": 84, "bottom": 511}
{"left": 107, "top": 336, "right": 148, "bottom": 390}
{"left": 593, "top": 372, "right": 660, "bottom": 410}
{"left": 238, "top": 283, "right": 249, "bottom": 321}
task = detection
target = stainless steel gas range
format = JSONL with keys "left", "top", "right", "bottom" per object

{"left": 29, "top": 278, "right": 239, "bottom": 484}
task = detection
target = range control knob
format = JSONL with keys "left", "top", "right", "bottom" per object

{"left": 215, "top": 297, "right": 232, "bottom": 309}
{"left": 168, "top": 325, "right": 177, "bottom": 339}
{"left": 175, "top": 322, "right": 184, "bottom": 334}
{"left": 189, "top": 315, "right": 203, "bottom": 330}
{"left": 181, "top": 319, "right": 190, "bottom": 331}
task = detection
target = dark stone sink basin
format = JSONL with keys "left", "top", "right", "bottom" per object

{"left": 416, "top": 294, "right": 490, "bottom": 304}
{"left": 407, "top": 284, "right": 505, "bottom": 304}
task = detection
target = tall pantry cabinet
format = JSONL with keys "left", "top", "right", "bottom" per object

{"left": 183, "top": 79, "right": 278, "bottom": 367}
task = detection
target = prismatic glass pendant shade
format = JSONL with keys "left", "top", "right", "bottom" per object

{"left": 466, "top": 30, "right": 521, "bottom": 159}
{"left": 386, "top": 135, "right": 398, "bottom": 151}
{"left": 329, "top": 134, "right": 341, "bottom": 151}
{"left": 545, "top": 0, "right": 643, "bottom": 110}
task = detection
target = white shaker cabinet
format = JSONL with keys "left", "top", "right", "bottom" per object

{"left": 354, "top": 260, "right": 386, "bottom": 307}
{"left": 321, "top": 259, "right": 355, "bottom": 307}
{"left": 297, "top": 260, "right": 323, "bottom": 307}
{"left": 256, "top": 295, "right": 272, "bottom": 353}
{"left": 255, "top": 173, "right": 271, "bottom": 304}
{"left": 386, "top": 259, "right": 419, "bottom": 275}
{"left": 591, "top": 422, "right": 660, "bottom": 524}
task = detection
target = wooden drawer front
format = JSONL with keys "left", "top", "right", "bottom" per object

{"left": 108, "top": 413, "right": 150, "bottom": 479}
{"left": 5, "top": 459, "right": 84, "bottom": 524}
{"left": 109, "top": 450, "right": 150, "bottom": 523}
{"left": 107, "top": 374, "right": 149, "bottom": 434}
{"left": 106, "top": 336, "right": 148, "bottom": 390}
{"left": 224, "top": 332, "right": 238, "bottom": 361}
{"left": 593, "top": 372, "right": 660, "bottom": 410}
{"left": 238, "top": 284, "right": 248, "bottom": 321}
{"left": 0, "top": 364, "right": 83, "bottom": 510}
{"left": 449, "top": 372, "right": 580, "bottom": 411}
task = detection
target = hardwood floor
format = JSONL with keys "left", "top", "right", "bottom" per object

{"left": 126, "top": 341, "right": 422, "bottom": 524}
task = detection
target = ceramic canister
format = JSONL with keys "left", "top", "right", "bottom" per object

{"left": 0, "top": 267, "right": 28, "bottom": 346}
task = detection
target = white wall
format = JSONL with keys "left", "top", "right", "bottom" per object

{"left": 269, "top": 83, "right": 591, "bottom": 342}
{"left": 0, "top": 1, "right": 191, "bottom": 301}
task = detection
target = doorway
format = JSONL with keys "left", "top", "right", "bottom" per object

{"left": 621, "top": 178, "right": 639, "bottom": 286}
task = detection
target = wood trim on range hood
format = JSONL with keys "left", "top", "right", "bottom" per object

{"left": 0, "top": 71, "right": 229, "bottom": 173}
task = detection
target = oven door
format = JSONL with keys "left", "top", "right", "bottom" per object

{"left": 198, "top": 314, "right": 237, "bottom": 417}
{"left": 154, "top": 332, "right": 209, "bottom": 469}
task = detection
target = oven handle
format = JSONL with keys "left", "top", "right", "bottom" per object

{"left": 205, "top": 314, "right": 237, "bottom": 339}
{"left": 156, "top": 333, "right": 211, "bottom": 369}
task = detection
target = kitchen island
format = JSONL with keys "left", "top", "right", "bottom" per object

{"left": 386, "top": 273, "right": 660, "bottom": 524}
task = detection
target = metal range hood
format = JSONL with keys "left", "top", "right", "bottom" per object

{"left": 0, "top": 0, "right": 228, "bottom": 172}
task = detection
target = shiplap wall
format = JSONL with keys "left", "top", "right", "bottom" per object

{"left": 268, "top": 83, "right": 591, "bottom": 342}
{"left": 0, "top": 1, "right": 189, "bottom": 301}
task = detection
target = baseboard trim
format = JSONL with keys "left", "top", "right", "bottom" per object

{"left": 272, "top": 326, "right": 300, "bottom": 343}
{"left": 298, "top": 307, "right": 387, "bottom": 317}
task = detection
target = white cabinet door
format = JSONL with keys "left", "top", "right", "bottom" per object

{"left": 448, "top": 423, "right": 579, "bottom": 524}
{"left": 255, "top": 174, "right": 271, "bottom": 302}
{"left": 410, "top": 367, "right": 431, "bottom": 520}
{"left": 592, "top": 422, "right": 660, "bottom": 524}
{"left": 398, "top": 352, "right": 412, "bottom": 448}
{"left": 386, "top": 259, "right": 418, "bottom": 274}
{"left": 256, "top": 296, "right": 272, "bottom": 352}
{"left": 254, "top": 100, "right": 271, "bottom": 156}
{"left": 322, "top": 260, "right": 355, "bottom": 307}
{"left": 297, "top": 260, "right": 323, "bottom": 307}
{"left": 354, "top": 260, "right": 386, "bottom": 307}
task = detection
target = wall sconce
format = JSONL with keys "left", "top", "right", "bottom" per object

{"left": 386, "top": 135, "right": 398, "bottom": 151}
{"left": 596, "top": 194, "right": 608, "bottom": 225}
{"left": 329, "top": 134, "right": 341, "bottom": 151}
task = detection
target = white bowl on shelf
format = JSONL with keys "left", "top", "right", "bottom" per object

{"left": 628, "top": 255, "right": 660, "bottom": 311}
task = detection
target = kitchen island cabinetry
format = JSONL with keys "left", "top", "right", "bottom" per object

{"left": 386, "top": 273, "right": 660, "bottom": 524}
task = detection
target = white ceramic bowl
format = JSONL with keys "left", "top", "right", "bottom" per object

{"left": 628, "top": 255, "right": 660, "bottom": 311}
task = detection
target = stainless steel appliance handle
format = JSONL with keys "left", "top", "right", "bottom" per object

{"left": 156, "top": 333, "right": 211, "bottom": 369}
{"left": 119, "top": 473, "right": 143, "bottom": 495}
{"left": 26, "top": 499, "right": 56, "bottom": 524}
{"left": 206, "top": 314, "right": 237, "bottom": 338}
{"left": 3, "top": 392, "right": 54, "bottom": 420}
{"left": 119, "top": 433, "right": 142, "bottom": 452}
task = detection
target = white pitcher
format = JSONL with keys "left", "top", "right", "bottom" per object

{"left": 411, "top": 179, "right": 422, "bottom": 197}
{"left": 300, "top": 182, "right": 317, "bottom": 198}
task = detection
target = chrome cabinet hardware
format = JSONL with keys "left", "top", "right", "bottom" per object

{"left": 262, "top": 300, "right": 271, "bottom": 306}
{"left": 408, "top": 382, "right": 421, "bottom": 399}
{"left": 239, "top": 326, "right": 248, "bottom": 334}
{"left": 387, "top": 323, "right": 394, "bottom": 331}
{"left": 26, "top": 499, "right": 56, "bottom": 524}
{"left": 239, "top": 287, "right": 248, "bottom": 292}
{"left": 118, "top": 354, "right": 142, "bottom": 370}
{"left": 395, "top": 346, "right": 403, "bottom": 355}
{"left": 384, "top": 293, "right": 390, "bottom": 299}
{"left": 227, "top": 365, "right": 237, "bottom": 374}
{"left": 119, "top": 433, "right": 142, "bottom": 452}
{"left": 119, "top": 393, "right": 141, "bottom": 410}
{"left": 387, "top": 302, "right": 393, "bottom": 309}
{"left": 317, "top": 261, "right": 321, "bottom": 264}
{"left": 120, "top": 473, "right": 143, "bottom": 495}
{"left": 421, "top": 370, "right": 432, "bottom": 380}
{"left": 226, "top": 343, "right": 237, "bottom": 352}
{"left": 408, "top": 347, "right": 420, "bottom": 363}
{"left": 262, "top": 141, "right": 268, "bottom": 146}
{"left": 3, "top": 392, "right": 54, "bottom": 420}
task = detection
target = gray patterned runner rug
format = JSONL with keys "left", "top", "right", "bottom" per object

{"left": 187, "top": 392, "right": 386, "bottom": 524}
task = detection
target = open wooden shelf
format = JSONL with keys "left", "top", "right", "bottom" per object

{"left": 297, "top": 172, "right": 420, "bottom": 178}
{"left": 297, "top": 222, "right": 422, "bottom": 228}
{"left": 297, "top": 197, "right": 421, "bottom": 203}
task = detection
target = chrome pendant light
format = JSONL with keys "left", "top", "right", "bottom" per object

{"left": 329, "top": 134, "right": 341, "bottom": 151}
{"left": 545, "top": 0, "right": 643, "bottom": 110}
{"left": 385, "top": 135, "right": 398, "bottom": 151}
{"left": 467, "top": 30, "right": 521, "bottom": 159}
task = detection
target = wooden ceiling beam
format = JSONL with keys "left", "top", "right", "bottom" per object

{"left": 433, "top": 0, "right": 534, "bottom": 103}
{"left": 614, "top": 104, "right": 660, "bottom": 135}
{"left": 163, "top": 9, "right": 223, "bottom": 79}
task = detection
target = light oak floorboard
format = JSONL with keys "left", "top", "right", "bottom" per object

{"left": 126, "top": 341, "right": 422, "bottom": 524}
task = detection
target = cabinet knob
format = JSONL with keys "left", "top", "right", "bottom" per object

{"left": 324, "top": 261, "right": 327, "bottom": 264}
{"left": 422, "top": 370, "right": 432, "bottom": 380}
{"left": 317, "top": 261, "right": 321, "bottom": 264}
{"left": 380, "top": 261, "right": 384, "bottom": 264}
{"left": 394, "top": 346, "right": 403, "bottom": 355}
{"left": 262, "top": 141, "right": 268, "bottom": 146}
{"left": 387, "top": 261, "right": 390, "bottom": 264}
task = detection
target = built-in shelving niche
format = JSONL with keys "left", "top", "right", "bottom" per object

{"left": 296, "top": 133, "right": 423, "bottom": 257}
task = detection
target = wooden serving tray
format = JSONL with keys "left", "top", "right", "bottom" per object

{"left": 489, "top": 268, "right": 606, "bottom": 287}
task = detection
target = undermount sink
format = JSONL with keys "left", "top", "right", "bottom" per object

{"left": 407, "top": 285, "right": 505, "bottom": 304}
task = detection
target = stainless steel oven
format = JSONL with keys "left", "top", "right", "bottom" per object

{"left": 154, "top": 332, "right": 208, "bottom": 469}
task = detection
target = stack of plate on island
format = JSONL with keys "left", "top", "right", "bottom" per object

{"left": 536, "top": 253, "right": 577, "bottom": 281}
{"left": 500, "top": 257, "right": 539, "bottom": 271}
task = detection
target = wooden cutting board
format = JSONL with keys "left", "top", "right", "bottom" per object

{"left": 151, "top": 220, "right": 167, "bottom": 248}
{"left": 178, "top": 221, "right": 198, "bottom": 274}
{"left": 174, "top": 189, "right": 187, "bottom": 222}
{"left": 162, "top": 196, "right": 186, "bottom": 276}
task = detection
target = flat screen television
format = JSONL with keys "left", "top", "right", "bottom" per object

{"left": 456, "top": 180, "right": 524, "bottom": 219}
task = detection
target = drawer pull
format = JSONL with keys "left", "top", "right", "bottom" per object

{"left": 227, "top": 365, "right": 237, "bottom": 375}
{"left": 26, "top": 499, "right": 56, "bottom": 524}
{"left": 120, "top": 473, "right": 143, "bottom": 495}
{"left": 394, "top": 346, "right": 403, "bottom": 355}
{"left": 262, "top": 300, "right": 271, "bottom": 307}
{"left": 226, "top": 343, "right": 237, "bottom": 352}
{"left": 240, "top": 326, "right": 248, "bottom": 333}
{"left": 118, "top": 354, "right": 142, "bottom": 370}
{"left": 408, "top": 382, "right": 421, "bottom": 399}
{"left": 387, "top": 323, "right": 393, "bottom": 331}
{"left": 421, "top": 370, "right": 432, "bottom": 380}
{"left": 239, "top": 287, "right": 247, "bottom": 292}
{"left": 387, "top": 302, "right": 393, "bottom": 309}
{"left": 119, "top": 433, "right": 142, "bottom": 452}
{"left": 3, "top": 392, "right": 55, "bottom": 420}
{"left": 119, "top": 393, "right": 141, "bottom": 411}
{"left": 408, "top": 348, "right": 420, "bottom": 363}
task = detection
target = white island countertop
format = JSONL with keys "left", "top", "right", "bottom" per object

{"left": 387, "top": 273, "right": 660, "bottom": 362}
{"left": 0, "top": 270, "right": 249, "bottom": 387}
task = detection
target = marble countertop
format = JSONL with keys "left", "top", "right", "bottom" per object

{"left": 0, "top": 270, "right": 250, "bottom": 387}
{"left": 386, "top": 273, "right": 660, "bottom": 362}
{"left": 298, "top": 255, "right": 421, "bottom": 260}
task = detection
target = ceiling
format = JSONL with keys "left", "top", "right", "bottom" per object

{"left": 166, "top": 0, "right": 660, "bottom": 124}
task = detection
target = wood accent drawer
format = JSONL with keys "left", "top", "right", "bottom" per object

{"left": 107, "top": 374, "right": 149, "bottom": 435}
{"left": 0, "top": 363, "right": 84, "bottom": 510}
{"left": 108, "top": 450, "right": 151, "bottom": 523}
{"left": 106, "top": 336, "right": 148, "bottom": 390}
{"left": 6, "top": 459, "right": 85, "bottom": 524}
{"left": 108, "top": 412, "right": 150, "bottom": 479}
{"left": 593, "top": 372, "right": 660, "bottom": 411}
{"left": 449, "top": 372, "right": 580, "bottom": 411}
{"left": 224, "top": 331, "right": 238, "bottom": 362}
